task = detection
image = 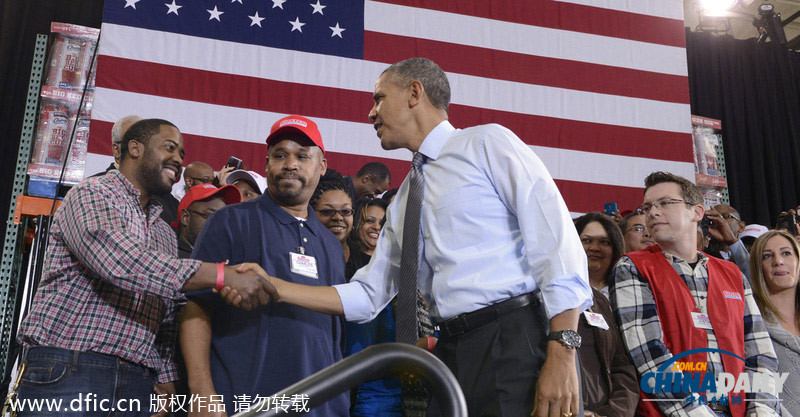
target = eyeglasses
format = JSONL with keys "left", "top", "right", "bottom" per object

{"left": 720, "top": 212, "right": 741, "bottom": 222}
{"left": 185, "top": 208, "right": 216, "bottom": 219}
{"left": 187, "top": 176, "right": 214, "bottom": 184}
{"left": 637, "top": 198, "right": 694, "bottom": 215}
{"left": 317, "top": 208, "right": 354, "bottom": 217}
{"left": 624, "top": 225, "right": 647, "bottom": 234}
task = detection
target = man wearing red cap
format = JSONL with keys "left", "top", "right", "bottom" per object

{"left": 181, "top": 115, "right": 348, "bottom": 416}
{"left": 175, "top": 184, "right": 241, "bottom": 258}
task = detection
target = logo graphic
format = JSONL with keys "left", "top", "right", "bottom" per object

{"left": 280, "top": 119, "right": 308, "bottom": 128}
{"left": 722, "top": 291, "right": 743, "bottom": 300}
{"left": 640, "top": 348, "right": 788, "bottom": 407}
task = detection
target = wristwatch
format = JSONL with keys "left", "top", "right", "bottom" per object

{"left": 546, "top": 330, "right": 582, "bottom": 349}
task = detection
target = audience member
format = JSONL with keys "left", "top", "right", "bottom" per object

{"left": 749, "top": 230, "right": 800, "bottom": 417}
{"left": 175, "top": 184, "right": 241, "bottom": 258}
{"left": 620, "top": 211, "right": 655, "bottom": 252}
{"left": 225, "top": 169, "right": 267, "bottom": 202}
{"left": 346, "top": 197, "right": 388, "bottom": 278}
{"left": 310, "top": 179, "right": 354, "bottom": 261}
{"left": 174, "top": 161, "right": 215, "bottom": 201}
{"left": 575, "top": 213, "right": 624, "bottom": 296}
{"left": 180, "top": 115, "right": 348, "bottom": 416}
{"left": 741, "top": 224, "right": 768, "bottom": 252}
{"left": 250, "top": 57, "right": 590, "bottom": 417}
{"left": 91, "top": 114, "right": 142, "bottom": 176}
{"left": 610, "top": 171, "right": 780, "bottom": 416}
{"left": 89, "top": 115, "right": 181, "bottom": 226}
{"left": 577, "top": 289, "right": 639, "bottom": 417}
{"left": 344, "top": 196, "right": 434, "bottom": 417}
{"left": 14, "top": 119, "right": 273, "bottom": 416}
{"left": 572, "top": 213, "right": 638, "bottom": 417}
{"left": 344, "top": 162, "right": 392, "bottom": 201}
{"left": 705, "top": 204, "right": 751, "bottom": 279}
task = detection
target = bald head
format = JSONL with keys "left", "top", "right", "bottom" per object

{"left": 183, "top": 162, "right": 214, "bottom": 191}
{"left": 111, "top": 115, "right": 143, "bottom": 163}
{"left": 713, "top": 204, "right": 745, "bottom": 237}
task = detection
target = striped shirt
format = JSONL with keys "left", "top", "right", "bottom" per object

{"left": 18, "top": 170, "right": 202, "bottom": 383}
{"left": 610, "top": 250, "right": 780, "bottom": 416}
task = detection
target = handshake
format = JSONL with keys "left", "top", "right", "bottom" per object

{"left": 195, "top": 262, "right": 279, "bottom": 311}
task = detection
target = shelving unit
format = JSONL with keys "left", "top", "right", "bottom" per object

{"left": 0, "top": 35, "right": 48, "bottom": 380}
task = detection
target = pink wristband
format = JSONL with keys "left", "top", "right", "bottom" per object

{"left": 216, "top": 262, "right": 225, "bottom": 291}
{"left": 426, "top": 337, "right": 436, "bottom": 352}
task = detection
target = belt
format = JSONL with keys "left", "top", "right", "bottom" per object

{"left": 437, "top": 293, "right": 537, "bottom": 338}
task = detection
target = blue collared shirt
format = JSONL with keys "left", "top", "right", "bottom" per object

{"left": 335, "top": 121, "right": 591, "bottom": 322}
{"left": 190, "top": 193, "right": 348, "bottom": 416}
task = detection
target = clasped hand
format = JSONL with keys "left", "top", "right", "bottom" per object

{"left": 215, "top": 263, "right": 277, "bottom": 310}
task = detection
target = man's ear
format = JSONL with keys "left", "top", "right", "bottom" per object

{"left": 127, "top": 140, "right": 143, "bottom": 159}
{"left": 693, "top": 204, "right": 705, "bottom": 223}
{"left": 408, "top": 80, "right": 424, "bottom": 108}
{"left": 360, "top": 174, "right": 372, "bottom": 184}
{"left": 179, "top": 209, "right": 190, "bottom": 228}
{"left": 320, "top": 156, "right": 327, "bottom": 177}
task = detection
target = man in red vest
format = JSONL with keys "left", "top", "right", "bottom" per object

{"left": 610, "top": 172, "right": 780, "bottom": 417}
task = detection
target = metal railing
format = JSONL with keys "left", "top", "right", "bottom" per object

{"left": 234, "top": 343, "right": 467, "bottom": 417}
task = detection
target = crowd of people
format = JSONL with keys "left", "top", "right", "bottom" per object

{"left": 7, "top": 57, "right": 800, "bottom": 417}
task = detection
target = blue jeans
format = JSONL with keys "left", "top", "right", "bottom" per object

{"left": 15, "top": 347, "right": 155, "bottom": 417}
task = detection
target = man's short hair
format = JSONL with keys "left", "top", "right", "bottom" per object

{"left": 643, "top": 171, "right": 703, "bottom": 205}
{"left": 111, "top": 115, "right": 143, "bottom": 145}
{"left": 620, "top": 211, "right": 641, "bottom": 233}
{"left": 355, "top": 162, "right": 391, "bottom": 184}
{"left": 382, "top": 58, "right": 450, "bottom": 112}
{"left": 120, "top": 119, "right": 178, "bottom": 160}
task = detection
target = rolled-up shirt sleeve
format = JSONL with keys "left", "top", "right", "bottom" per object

{"left": 480, "top": 126, "right": 592, "bottom": 319}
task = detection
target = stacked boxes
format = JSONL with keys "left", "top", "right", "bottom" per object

{"left": 27, "top": 23, "right": 98, "bottom": 196}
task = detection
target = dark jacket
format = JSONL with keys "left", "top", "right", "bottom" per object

{"left": 578, "top": 288, "right": 639, "bottom": 417}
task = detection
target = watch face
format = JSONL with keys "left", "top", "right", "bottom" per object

{"left": 562, "top": 330, "right": 582, "bottom": 348}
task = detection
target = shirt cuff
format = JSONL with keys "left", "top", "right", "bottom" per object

{"left": 539, "top": 272, "right": 593, "bottom": 319}
{"left": 156, "top": 362, "right": 178, "bottom": 384}
{"left": 174, "top": 259, "right": 203, "bottom": 300}
{"left": 333, "top": 282, "right": 373, "bottom": 323}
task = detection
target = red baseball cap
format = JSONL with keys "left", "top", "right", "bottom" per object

{"left": 172, "top": 184, "right": 241, "bottom": 228}
{"left": 266, "top": 115, "right": 325, "bottom": 153}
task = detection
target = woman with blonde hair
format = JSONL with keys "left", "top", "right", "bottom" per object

{"left": 749, "top": 229, "right": 800, "bottom": 416}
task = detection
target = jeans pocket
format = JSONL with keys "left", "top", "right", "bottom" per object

{"left": 20, "top": 358, "right": 69, "bottom": 386}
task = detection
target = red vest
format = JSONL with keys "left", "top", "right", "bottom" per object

{"left": 627, "top": 245, "right": 746, "bottom": 417}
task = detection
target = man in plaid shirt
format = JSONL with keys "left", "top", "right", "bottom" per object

{"left": 15, "top": 119, "right": 273, "bottom": 417}
{"left": 610, "top": 172, "right": 780, "bottom": 417}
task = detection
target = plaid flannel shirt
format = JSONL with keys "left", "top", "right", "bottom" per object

{"left": 18, "top": 170, "right": 202, "bottom": 383}
{"left": 610, "top": 250, "right": 780, "bottom": 417}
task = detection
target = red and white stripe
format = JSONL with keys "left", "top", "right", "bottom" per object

{"left": 89, "top": 0, "right": 693, "bottom": 214}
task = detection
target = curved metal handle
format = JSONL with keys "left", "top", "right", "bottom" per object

{"left": 233, "top": 342, "right": 467, "bottom": 417}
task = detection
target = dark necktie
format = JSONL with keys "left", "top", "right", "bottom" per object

{"left": 395, "top": 152, "right": 425, "bottom": 344}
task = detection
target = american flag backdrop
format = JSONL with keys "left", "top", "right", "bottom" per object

{"left": 87, "top": 0, "right": 695, "bottom": 214}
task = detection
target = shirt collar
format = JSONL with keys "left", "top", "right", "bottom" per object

{"left": 662, "top": 249, "right": 709, "bottom": 266}
{"left": 256, "top": 192, "right": 323, "bottom": 236}
{"left": 105, "top": 170, "right": 164, "bottom": 220}
{"left": 417, "top": 120, "right": 455, "bottom": 162}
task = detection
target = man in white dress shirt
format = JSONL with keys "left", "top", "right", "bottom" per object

{"left": 247, "top": 58, "right": 591, "bottom": 417}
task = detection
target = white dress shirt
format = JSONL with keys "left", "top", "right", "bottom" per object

{"left": 334, "top": 121, "right": 591, "bottom": 322}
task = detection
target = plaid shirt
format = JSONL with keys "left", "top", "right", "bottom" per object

{"left": 610, "top": 250, "right": 780, "bottom": 417}
{"left": 18, "top": 170, "right": 202, "bottom": 383}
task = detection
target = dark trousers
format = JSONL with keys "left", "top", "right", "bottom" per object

{"left": 16, "top": 346, "right": 155, "bottom": 417}
{"left": 428, "top": 301, "right": 584, "bottom": 417}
